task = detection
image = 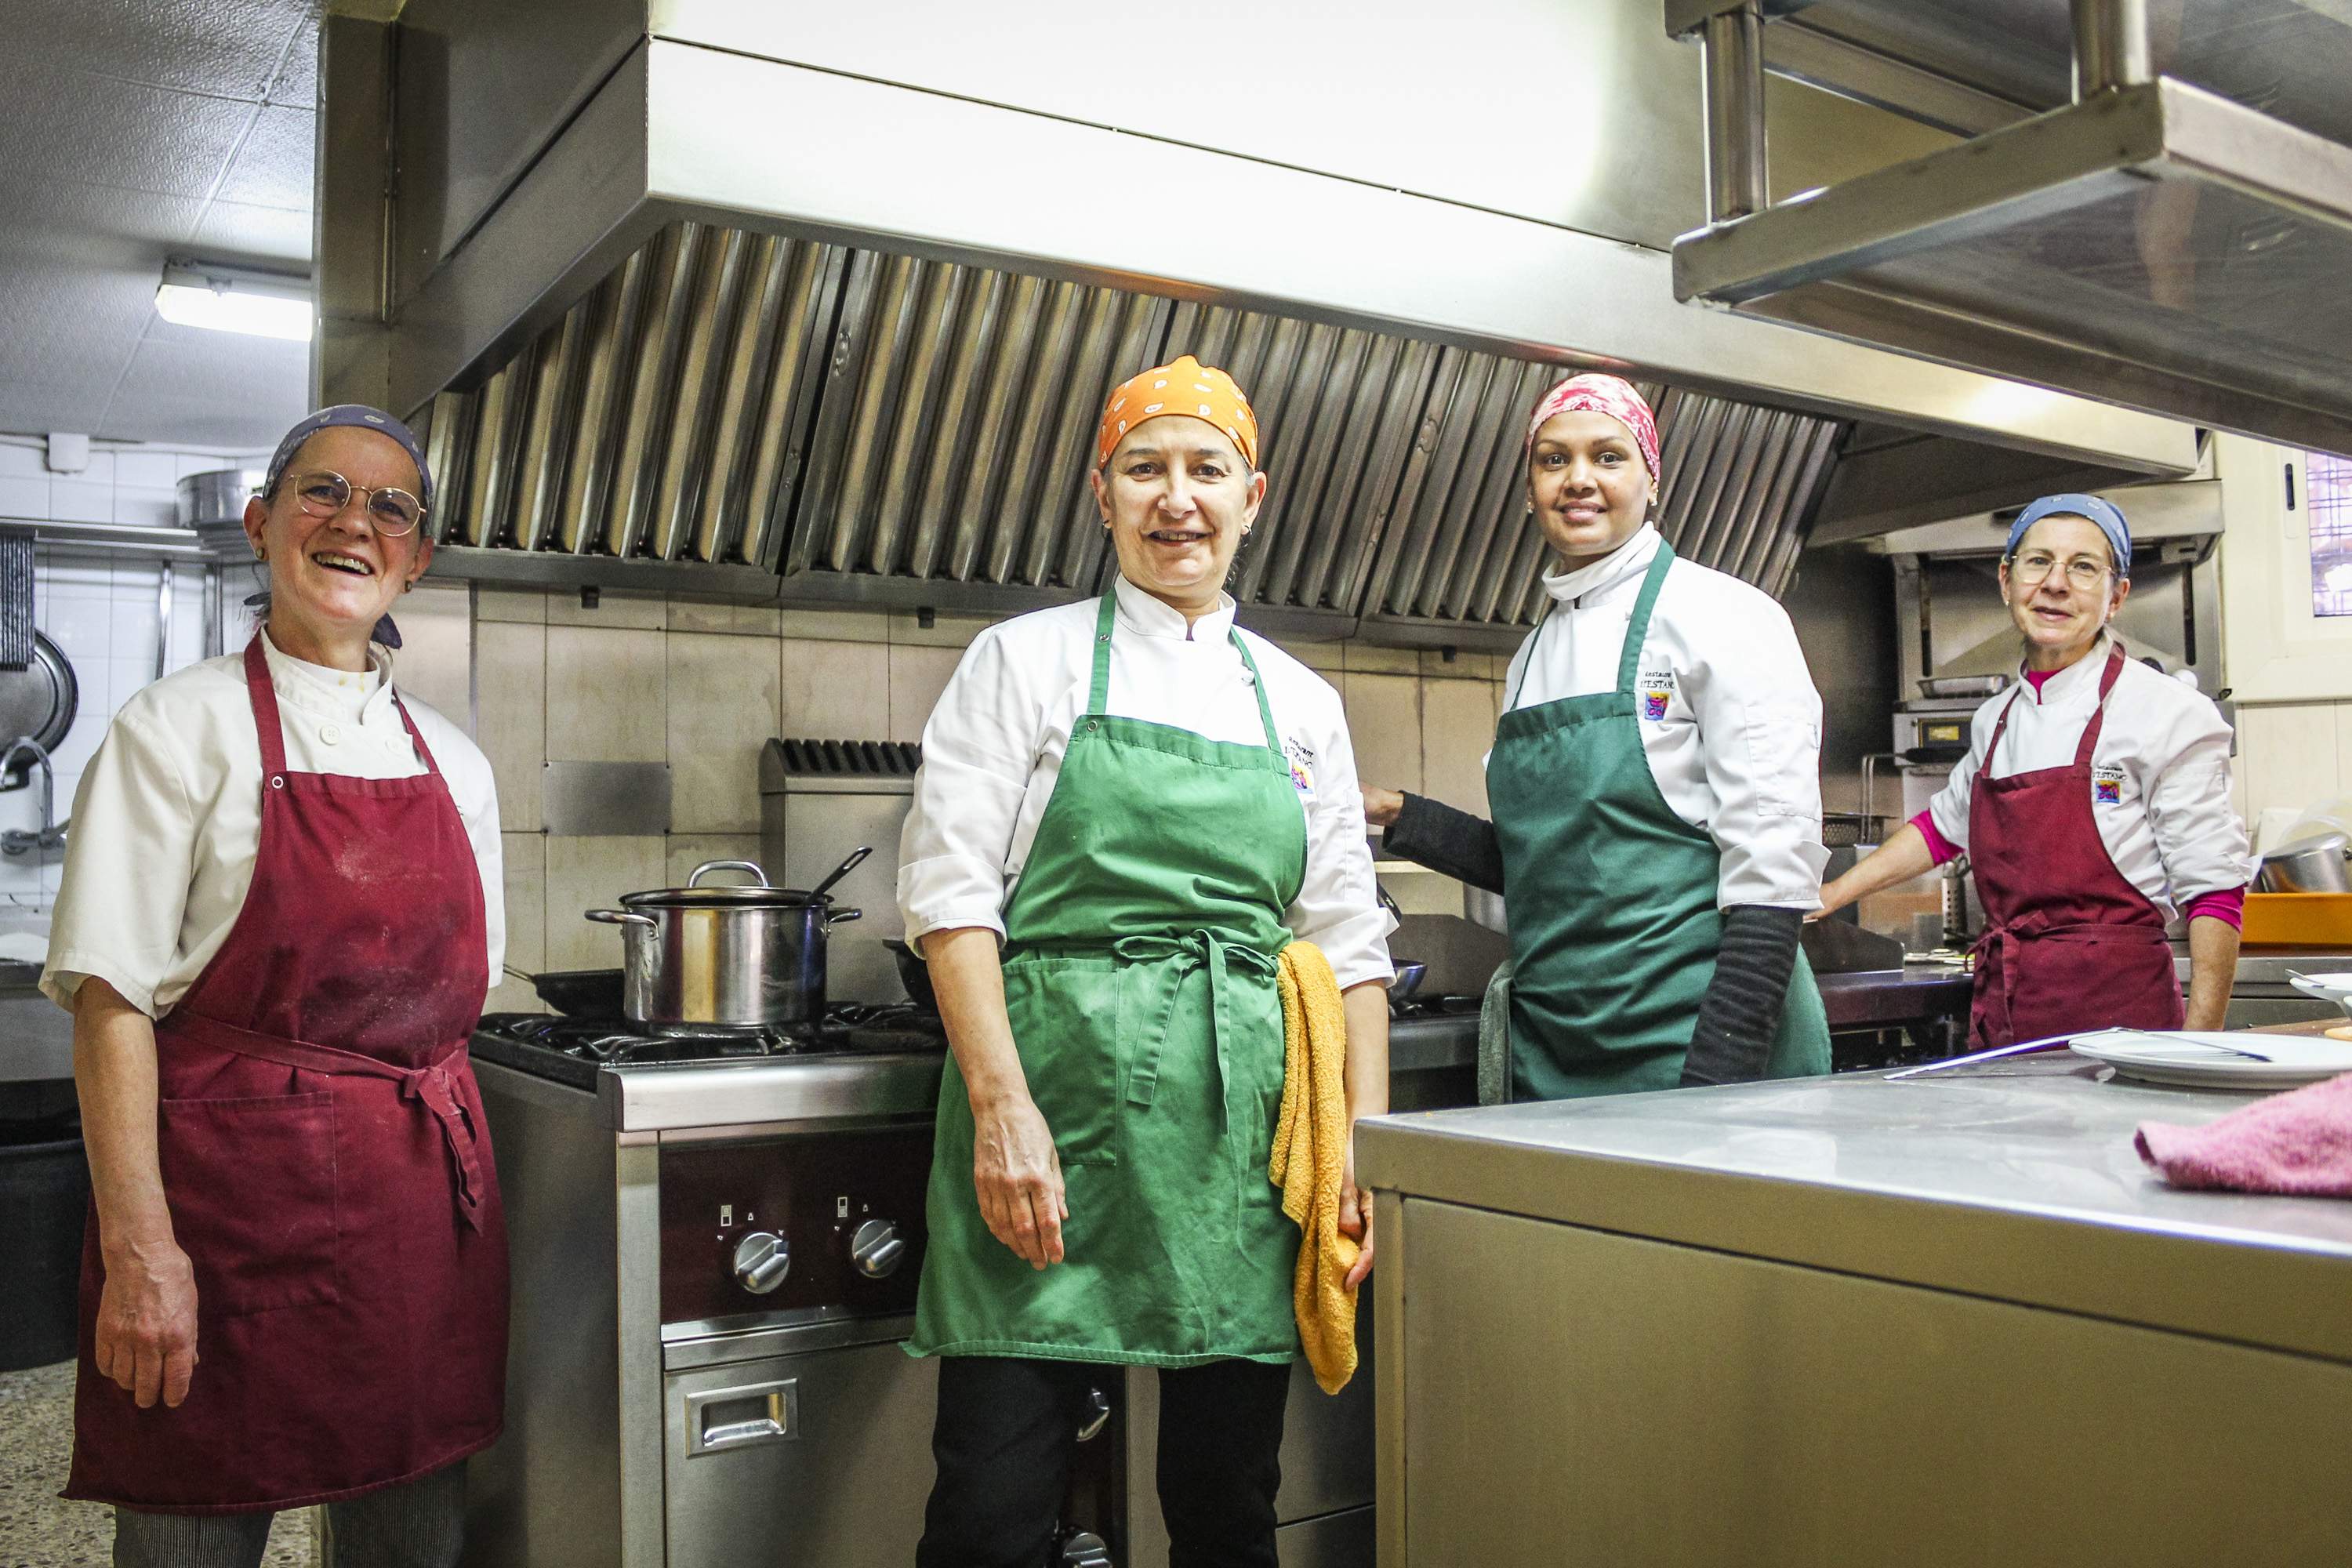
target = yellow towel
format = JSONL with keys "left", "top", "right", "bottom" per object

{"left": 1271, "top": 942, "right": 1359, "bottom": 1394}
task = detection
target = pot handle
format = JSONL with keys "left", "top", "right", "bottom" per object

{"left": 586, "top": 909, "right": 657, "bottom": 928}
{"left": 826, "top": 906, "right": 864, "bottom": 926}
{"left": 690, "top": 859, "right": 768, "bottom": 887}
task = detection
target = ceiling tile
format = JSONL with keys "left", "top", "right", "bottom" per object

{"left": 212, "top": 104, "right": 316, "bottom": 212}
{"left": 101, "top": 333, "right": 309, "bottom": 448}
{"left": 268, "top": 10, "right": 321, "bottom": 109}
{"left": 10, "top": 0, "right": 315, "bottom": 103}
{"left": 0, "top": 63, "right": 254, "bottom": 201}
{"left": 189, "top": 199, "right": 314, "bottom": 264}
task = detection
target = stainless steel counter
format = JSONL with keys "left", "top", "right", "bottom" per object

{"left": 1360, "top": 1057, "right": 2352, "bottom": 1565}
{"left": 0, "top": 964, "right": 70, "bottom": 1084}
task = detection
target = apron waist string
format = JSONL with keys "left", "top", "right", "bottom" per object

{"left": 163, "top": 1011, "right": 487, "bottom": 1232}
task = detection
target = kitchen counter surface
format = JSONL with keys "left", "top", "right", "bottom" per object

{"left": 1359, "top": 1053, "right": 2352, "bottom": 1364}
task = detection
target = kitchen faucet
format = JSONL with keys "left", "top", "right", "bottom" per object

{"left": 0, "top": 735, "right": 67, "bottom": 856}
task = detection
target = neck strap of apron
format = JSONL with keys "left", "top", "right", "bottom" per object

{"left": 243, "top": 633, "right": 442, "bottom": 779}
{"left": 1091, "top": 588, "right": 1282, "bottom": 753}
{"left": 1977, "top": 638, "right": 2126, "bottom": 782}
{"left": 1504, "top": 535, "right": 1678, "bottom": 710}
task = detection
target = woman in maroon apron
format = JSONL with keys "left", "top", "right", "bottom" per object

{"left": 45, "top": 406, "right": 506, "bottom": 1566}
{"left": 1817, "top": 493, "right": 2251, "bottom": 1044}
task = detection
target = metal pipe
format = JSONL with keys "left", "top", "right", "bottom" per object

{"left": 154, "top": 563, "right": 172, "bottom": 681}
{"left": 2071, "top": 0, "right": 2151, "bottom": 98}
{"left": 1701, "top": 1, "right": 1769, "bottom": 221}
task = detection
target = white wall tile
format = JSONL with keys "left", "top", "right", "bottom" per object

{"left": 116, "top": 452, "right": 182, "bottom": 491}
{"left": 779, "top": 607, "right": 889, "bottom": 644}
{"left": 113, "top": 487, "right": 180, "bottom": 527}
{"left": 1276, "top": 637, "right": 1345, "bottom": 673}
{"left": 111, "top": 655, "right": 158, "bottom": 712}
{"left": 886, "top": 610, "right": 994, "bottom": 648}
{"left": 1342, "top": 643, "right": 1421, "bottom": 675}
{"left": 68, "top": 452, "right": 117, "bottom": 487}
{"left": 50, "top": 479, "right": 113, "bottom": 524}
{"left": 46, "top": 597, "right": 112, "bottom": 663}
{"left": 475, "top": 622, "right": 546, "bottom": 833}
{"left": 483, "top": 832, "right": 547, "bottom": 1015}
{"left": 51, "top": 709, "right": 107, "bottom": 780}
{"left": 668, "top": 595, "right": 782, "bottom": 637}
{"left": 2236, "top": 702, "right": 2342, "bottom": 826}
{"left": 546, "top": 626, "right": 666, "bottom": 762}
{"left": 666, "top": 632, "right": 780, "bottom": 833}
{"left": 0, "top": 475, "right": 49, "bottom": 519}
{"left": 547, "top": 587, "right": 666, "bottom": 630}
{"left": 887, "top": 644, "right": 964, "bottom": 744}
{"left": 1342, "top": 672, "right": 1423, "bottom": 796}
{"left": 44, "top": 556, "right": 111, "bottom": 597}
{"left": 544, "top": 836, "right": 666, "bottom": 970}
{"left": 477, "top": 585, "right": 549, "bottom": 624}
{"left": 388, "top": 582, "right": 474, "bottom": 728}
{"left": 666, "top": 834, "right": 764, "bottom": 887}
{"left": 110, "top": 589, "right": 164, "bottom": 671}
{"left": 0, "top": 444, "right": 45, "bottom": 478}
{"left": 780, "top": 639, "right": 891, "bottom": 740}
{"left": 1420, "top": 677, "right": 1497, "bottom": 815}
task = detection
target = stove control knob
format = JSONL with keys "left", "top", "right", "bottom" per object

{"left": 851, "top": 1219, "right": 907, "bottom": 1279}
{"left": 1058, "top": 1531, "right": 1112, "bottom": 1568}
{"left": 732, "top": 1232, "right": 790, "bottom": 1294}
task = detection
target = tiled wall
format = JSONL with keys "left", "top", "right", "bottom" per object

{"left": 405, "top": 585, "right": 1508, "bottom": 1014}
{"left": 2230, "top": 701, "right": 2352, "bottom": 851}
{"left": 0, "top": 437, "right": 269, "bottom": 910}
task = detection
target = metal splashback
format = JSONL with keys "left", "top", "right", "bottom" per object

{"left": 318, "top": 2, "right": 2205, "bottom": 613}
{"left": 1669, "top": 0, "right": 2352, "bottom": 455}
{"left": 416, "top": 222, "right": 1851, "bottom": 642}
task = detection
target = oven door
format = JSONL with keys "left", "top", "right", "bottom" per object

{"left": 663, "top": 1319, "right": 938, "bottom": 1567}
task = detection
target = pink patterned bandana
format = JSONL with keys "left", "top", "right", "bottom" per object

{"left": 1523, "top": 373, "right": 1661, "bottom": 479}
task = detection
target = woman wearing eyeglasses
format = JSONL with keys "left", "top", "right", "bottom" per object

{"left": 1817, "top": 494, "right": 2252, "bottom": 1047}
{"left": 43, "top": 405, "right": 506, "bottom": 1566}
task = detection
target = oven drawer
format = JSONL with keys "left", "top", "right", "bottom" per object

{"left": 663, "top": 1336, "right": 938, "bottom": 1567}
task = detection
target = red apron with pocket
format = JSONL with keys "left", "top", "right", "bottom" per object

{"left": 1966, "top": 643, "right": 2186, "bottom": 1049}
{"left": 67, "top": 635, "right": 506, "bottom": 1513}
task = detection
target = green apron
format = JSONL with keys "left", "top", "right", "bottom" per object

{"left": 1486, "top": 539, "right": 1830, "bottom": 1102}
{"left": 909, "top": 590, "right": 1308, "bottom": 1367}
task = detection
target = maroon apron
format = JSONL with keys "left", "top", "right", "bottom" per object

{"left": 68, "top": 635, "right": 507, "bottom": 1513}
{"left": 1966, "top": 643, "right": 2185, "bottom": 1048}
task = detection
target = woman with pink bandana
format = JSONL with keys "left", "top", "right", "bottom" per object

{"left": 1365, "top": 373, "right": 1832, "bottom": 1099}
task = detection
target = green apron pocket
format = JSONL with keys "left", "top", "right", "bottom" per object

{"left": 1003, "top": 955, "right": 1123, "bottom": 1168}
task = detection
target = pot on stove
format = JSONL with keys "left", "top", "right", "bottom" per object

{"left": 586, "top": 852, "right": 866, "bottom": 1028}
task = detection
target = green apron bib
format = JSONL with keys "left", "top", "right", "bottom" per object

{"left": 909, "top": 590, "right": 1308, "bottom": 1367}
{"left": 1486, "top": 539, "right": 1830, "bottom": 1101}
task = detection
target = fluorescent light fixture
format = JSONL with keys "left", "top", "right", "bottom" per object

{"left": 154, "top": 262, "right": 314, "bottom": 342}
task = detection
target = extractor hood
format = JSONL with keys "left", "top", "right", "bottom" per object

{"left": 1668, "top": 0, "right": 2352, "bottom": 456}
{"left": 318, "top": 0, "right": 2202, "bottom": 641}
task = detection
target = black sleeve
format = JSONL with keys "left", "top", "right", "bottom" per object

{"left": 1680, "top": 905, "right": 1805, "bottom": 1088}
{"left": 1381, "top": 792, "right": 1507, "bottom": 895}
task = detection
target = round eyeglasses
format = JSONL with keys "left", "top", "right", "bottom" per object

{"left": 287, "top": 470, "right": 426, "bottom": 537}
{"left": 2008, "top": 550, "right": 2111, "bottom": 590}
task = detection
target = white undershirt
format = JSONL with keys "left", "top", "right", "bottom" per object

{"left": 1499, "top": 524, "right": 1829, "bottom": 909}
{"left": 898, "top": 576, "right": 1396, "bottom": 989}
{"left": 42, "top": 632, "right": 504, "bottom": 1018}
{"left": 1926, "top": 633, "right": 2252, "bottom": 918}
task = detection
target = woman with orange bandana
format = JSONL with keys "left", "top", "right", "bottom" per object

{"left": 897, "top": 357, "right": 1395, "bottom": 1566}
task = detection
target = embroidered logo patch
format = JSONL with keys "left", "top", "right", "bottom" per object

{"left": 1284, "top": 739, "right": 1317, "bottom": 795}
{"left": 1639, "top": 670, "right": 1675, "bottom": 720}
{"left": 2093, "top": 764, "right": 2125, "bottom": 805}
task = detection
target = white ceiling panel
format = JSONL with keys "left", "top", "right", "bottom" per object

{"left": 0, "top": 0, "right": 319, "bottom": 448}
{"left": 8, "top": 0, "right": 313, "bottom": 100}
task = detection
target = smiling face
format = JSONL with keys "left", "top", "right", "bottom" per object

{"left": 1527, "top": 409, "right": 1657, "bottom": 568}
{"left": 1998, "top": 512, "right": 2129, "bottom": 665}
{"left": 1090, "top": 415, "right": 1266, "bottom": 617}
{"left": 242, "top": 426, "right": 434, "bottom": 663}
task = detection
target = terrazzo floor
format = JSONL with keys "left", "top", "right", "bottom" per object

{"left": 0, "top": 1361, "right": 315, "bottom": 1567}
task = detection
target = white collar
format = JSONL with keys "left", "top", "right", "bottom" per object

{"left": 1112, "top": 574, "right": 1236, "bottom": 643}
{"left": 1542, "top": 524, "right": 1661, "bottom": 606}
{"left": 260, "top": 629, "right": 390, "bottom": 723}
{"left": 2017, "top": 631, "right": 2114, "bottom": 706}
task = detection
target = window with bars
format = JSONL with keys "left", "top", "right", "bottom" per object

{"left": 2310, "top": 451, "right": 2352, "bottom": 615}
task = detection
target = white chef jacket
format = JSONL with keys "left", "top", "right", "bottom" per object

{"left": 1926, "top": 633, "right": 2252, "bottom": 919}
{"left": 42, "top": 631, "right": 504, "bottom": 1019}
{"left": 1499, "top": 524, "right": 1828, "bottom": 910}
{"left": 898, "top": 575, "right": 1396, "bottom": 989}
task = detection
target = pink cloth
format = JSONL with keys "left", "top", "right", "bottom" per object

{"left": 2182, "top": 886, "right": 2245, "bottom": 930}
{"left": 1908, "top": 809, "right": 1960, "bottom": 868}
{"left": 1523, "top": 373, "right": 1661, "bottom": 477}
{"left": 2023, "top": 667, "right": 2056, "bottom": 697}
{"left": 2135, "top": 1071, "right": 2352, "bottom": 1196}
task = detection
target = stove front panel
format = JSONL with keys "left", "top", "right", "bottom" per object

{"left": 659, "top": 1125, "right": 935, "bottom": 1329}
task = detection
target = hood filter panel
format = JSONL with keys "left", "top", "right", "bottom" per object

{"left": 420, "top": 221, "right": 1846, "bottom": 626}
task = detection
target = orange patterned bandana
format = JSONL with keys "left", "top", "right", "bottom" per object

{"left": 1096, "top": 355, "right": 1261, "bottom": 470}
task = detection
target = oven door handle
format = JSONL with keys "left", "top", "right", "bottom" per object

{"left": 685, "top": 1377, "right": 800, "bottom": 1456}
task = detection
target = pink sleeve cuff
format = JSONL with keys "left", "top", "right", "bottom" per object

{"left": 2182, "top": 887, "right": 2246, "bottom": 930}
{"left": 1909, "top": 810, "right": 1960, "bottom": 868}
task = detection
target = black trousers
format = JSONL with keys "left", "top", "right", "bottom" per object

{"left": 916, "top": 1355, "right": 1291, "bottom": 1568}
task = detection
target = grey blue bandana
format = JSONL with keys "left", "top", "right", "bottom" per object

{"left": 263, "top": 404, "right": 433, "bottom": 514}
{"left": 2005, "top": 492, "right": 2132, "bottom": 580}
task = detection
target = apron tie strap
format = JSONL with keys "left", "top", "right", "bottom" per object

{"left": 400, "top": 1062, "right": 488, "bottom": 1232}
{"left": 1112, "top": 931, "right": 1279, "bottom": 1131}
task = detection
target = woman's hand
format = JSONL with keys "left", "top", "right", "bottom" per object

{"left": 970, "top": 1091, "right": 1067, "bottom": 1270}
{"left": 94, "top": 1236, "right": 198, "bottom": 1408}
{"left": 1360, "top": 786, "right": 1405, "bottom": 829}
{"left": 1338, "top": 1134, "right": 1374, "bottom": 1289}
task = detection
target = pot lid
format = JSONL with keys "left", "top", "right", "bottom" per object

{"left": 618, "top": 858, "right": 827, "bottom": 909}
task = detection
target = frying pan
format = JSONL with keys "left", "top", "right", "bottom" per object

{"left": 503, "top": 965, "right": 624, "bottom": 1016}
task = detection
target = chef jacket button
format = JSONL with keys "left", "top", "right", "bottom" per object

{"left": 320, "top": 723, "right": 343, "bottom": 746}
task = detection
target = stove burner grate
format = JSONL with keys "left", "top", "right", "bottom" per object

{"left": 474, "top": 1003, "right": 947, "bottom": 1078}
